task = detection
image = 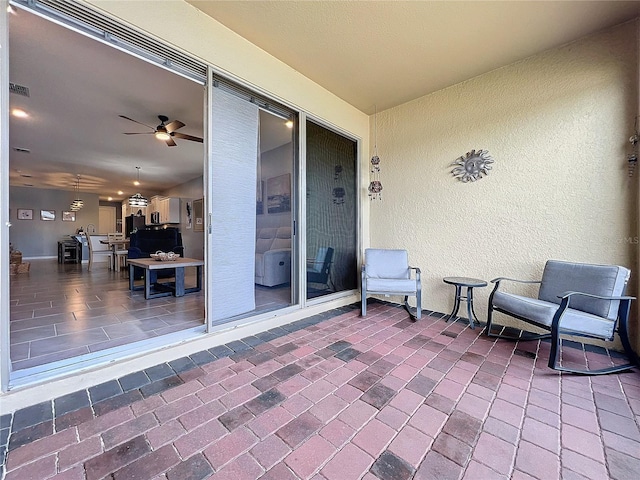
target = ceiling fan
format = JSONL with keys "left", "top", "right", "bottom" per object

{"left": 119, "top": 114, "right": 203, "bottom": 147}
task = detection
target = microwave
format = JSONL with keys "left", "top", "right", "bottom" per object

{"left": 150, "top": 211, "right": 160, "bottom": 224}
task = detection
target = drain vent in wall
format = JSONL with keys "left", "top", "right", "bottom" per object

{"left": 9, "top": 83, "right": 30, "bottom": 97}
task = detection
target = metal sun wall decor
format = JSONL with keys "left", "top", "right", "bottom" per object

{"left": 452, "top": 149, "right": 494, "bottom": 182}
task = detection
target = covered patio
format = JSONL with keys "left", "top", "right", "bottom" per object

{"left": 1, "top": 301, "right": 638, "bottom": 479}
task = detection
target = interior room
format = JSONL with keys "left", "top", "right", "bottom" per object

{"left": 7, "top": 9, "right": 295, "bottom": 373}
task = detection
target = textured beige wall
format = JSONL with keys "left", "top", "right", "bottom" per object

{"left": 370, "top": 22, "right": 638, "bottom": 346}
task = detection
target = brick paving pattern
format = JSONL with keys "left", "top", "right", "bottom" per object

{"left": 1, "top": 301, "right": 640, "bottom": 479}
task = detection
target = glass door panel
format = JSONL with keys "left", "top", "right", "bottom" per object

{"left": 306, "top": 121, "right": 358, "bottom": 299}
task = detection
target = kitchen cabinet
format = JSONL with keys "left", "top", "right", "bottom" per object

{"left": 122, "top": 203, "right": 147, "bottom": 218}
{"left": 160, "top": 197, "right": 180, "bottom": 223}
{"left": 148, "top": 196, "right": 180, "bottom": 224}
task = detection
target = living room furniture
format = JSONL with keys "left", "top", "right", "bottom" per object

{"left": 128, "top": 257, "right": 204, "bottom": 299}
{"left": 487, "top": 259, "right": 638, "bottom": 374}
{"left": 443, "top": 276, "right": 487, "bottom": 329}
{"left": 57, "top": 238, "right": 82, "bottom": 264}
{"left": 307, "top": 246, "right": 334, "bottom": 292}
{"left": 361, "top": 248, "right": 422, "bottom": 320}
{"left": 255, "top": 227, "right": 291, "bottom": 287}
{"left": 86, "top": 232, "right": 111, "bottom": 271}
{"left": 107, "top": 233, "right": 129, "bottom": 272}
{"left": 128, "top": 228, "right": 184, "bottom": 283}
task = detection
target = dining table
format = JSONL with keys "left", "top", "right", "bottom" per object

{"left": 100, "top": 238, "right": 130, "bottom": 271}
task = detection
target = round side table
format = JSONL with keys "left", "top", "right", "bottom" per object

{"left": 442, "top": 277, "right": 488, "bottom": 329}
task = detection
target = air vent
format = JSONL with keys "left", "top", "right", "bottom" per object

{"left": 13, "top": 0, "right": 206, "bottom": 83}
{"left": 9, "top": 83, "right": 30, "bottom": 97}
{"left": 20, "top": 174, "right": 32, "bottom": 178}
{"left": 13, "top": 147, "right": 31, "bottom": 153}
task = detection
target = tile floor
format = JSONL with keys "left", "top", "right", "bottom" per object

{"left": 9, "top": 259, "right": 290, "bottom": 371}
{"left": 1, "top": 301, "right": 640, "bottom": 480}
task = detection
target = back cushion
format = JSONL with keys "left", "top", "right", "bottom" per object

{"left": 256, "top": 228, "right": 277, "bottom": 254}
{"left": 538, "top": 260, "right": 629, "bottom": 320}
{"left": 365, "top": 249, "right": 409, "bottom": 279}
{"left": 135, "top": 229, "right": 180, "bottom": 253}
{"left": 272, "top": 227, "right": 291, "bottom": 250}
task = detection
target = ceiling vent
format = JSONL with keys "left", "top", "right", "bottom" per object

{"left": 9, "top": 82, "right": 30, "bottom": 97}
{"left": 13, "top": 147, "right": 31, "bottom": 153}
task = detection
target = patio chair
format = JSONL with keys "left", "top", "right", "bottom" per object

{"left": 487, "top": 259, "right": 638, "bottom": 374}
{"left": 361, "top": 248, "right": 422, "bottom": 320}
{"left": 307, "top": 246, "right": 334, "bottom": 292}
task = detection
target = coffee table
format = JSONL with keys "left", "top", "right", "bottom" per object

{"left": 442, "top": 276, "right": 487, "bottom": 329}
{"left": 128, "top": 257, "right": 204, "bottom": 299}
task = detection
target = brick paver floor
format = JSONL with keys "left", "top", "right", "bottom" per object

{"left": 1, "top": 300, "right": 640, "bottom": 479}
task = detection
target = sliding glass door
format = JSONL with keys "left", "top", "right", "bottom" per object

{"left": 306, "top": 121, "right": 358, "bottom": 299}
{"left": 207, "top": 80, "right": 297, "bottom": 326}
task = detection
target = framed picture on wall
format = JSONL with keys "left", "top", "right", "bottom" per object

{"left": 62, "top": 211, "right": 76, "bottom": 222}
{"left": 267, "top": 173, "right": 291, "bottom": 214}
{"left": 17, "top": 208, "right": 33, "bottom": 220}
{"left": 41, "top": 210, "right": 56, "bottom": 221}
{"left": 193, "top": 198, "right": 204, "bottom": 232}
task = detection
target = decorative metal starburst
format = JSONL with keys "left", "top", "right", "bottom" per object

{"left": 452, "top": 149, "right": 494, "bottom": 182}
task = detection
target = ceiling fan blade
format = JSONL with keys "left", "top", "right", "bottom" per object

{"left": 172, "top": 132, "right": 204, "bottom": 143}
{"left": 165, "top": 120, "right": 185, "bottom": 133}
{"left": 165, "top": 137, "right": 177, "bottom": 147}
{"left": 119, "top": 115, "right": 156, "bottom": 130}
{"left": 123, "top": 132, "right": 155, "bottom": 135}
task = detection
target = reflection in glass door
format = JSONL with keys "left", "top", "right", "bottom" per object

{"left": 306, "top": 121, "right": 358, "bottom": 299}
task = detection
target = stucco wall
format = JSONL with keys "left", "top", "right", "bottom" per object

{"left": 370, "top": 22, "right": 638, "bottom": 347}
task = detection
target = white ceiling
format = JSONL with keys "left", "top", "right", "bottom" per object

{"left": 187, "top": 0, "right": 640, "bottom": 114}
{"left": 9, "top": 1, "right": 640, "bottom": 200}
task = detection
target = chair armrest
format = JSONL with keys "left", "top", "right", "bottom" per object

{"left": 558, "top": 291, "right": 636, "bottom": 301}
{"left": 409, "top": 266, "right": 421, "bottom": 281}
{"left": 490, "top": 277, "right": 541, "bottom": 285}
{"left": 551, "top": 292, "right": 635, "bottom": 338}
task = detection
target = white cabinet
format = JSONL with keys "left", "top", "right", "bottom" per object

{"left": 122, "top": 203, "right": 147, "bottom": 218}
{"left": 148, "top": 196, "right": 180, "bottom": 224}
{"left": 160, "top": 197, "right": 180, "bottom": 223}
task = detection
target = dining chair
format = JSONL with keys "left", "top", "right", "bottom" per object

{"left": 108, "top": 232, "right": 128, "bottom": 272}
{"left": 86, "top": 232, "right": 112, "bottom": 271}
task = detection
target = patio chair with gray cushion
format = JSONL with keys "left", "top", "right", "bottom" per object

{"left": 361, "top": 248, "right": 422, "bottom": 321}
{"left": 487, "top": 259, "right": 638, "bottom": 375}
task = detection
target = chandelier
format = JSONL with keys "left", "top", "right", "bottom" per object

{"left": 70, "top": 175, "right": 84, "bottom": 211}
{"left": 128, "top": 167, "right": 148, "bottom": 207}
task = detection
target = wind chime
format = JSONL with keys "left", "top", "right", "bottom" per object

{"left": 368, "top": 105, "right": 383, "bottom": 200}
{"left": 628, "top": 116, "right": 638, "bottom": 177}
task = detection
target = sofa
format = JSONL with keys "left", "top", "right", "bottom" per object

{"left": 255, "top": 227, "right": 291, "bottom": 287}
{"left": 128, "top": 228, "right": 184, "bottom": 282}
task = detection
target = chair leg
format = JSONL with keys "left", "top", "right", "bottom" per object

{"left": 361, "top": 292, "right": 367, "bottom": 317}
{"left": 403, "top": 295, "right": 421, "bottom": 321}
{"left": 549, "top": 299, "right": 638, "bottom": 375}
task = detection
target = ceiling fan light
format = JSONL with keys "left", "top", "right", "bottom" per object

{"left": 155, "top": 131, "right": 170, "bottom": 141}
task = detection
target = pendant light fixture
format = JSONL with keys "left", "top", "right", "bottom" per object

{"left": 70, "top": 175, "right": 84, "bottom": 211}
{"left": 368, "top": 105, "right": 383, "bottom": 200}
{"left": 128, "top": 166, "right": 148, "bottom": 207}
